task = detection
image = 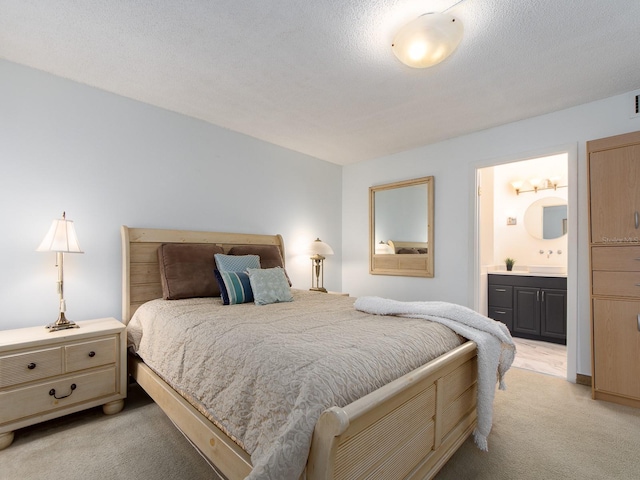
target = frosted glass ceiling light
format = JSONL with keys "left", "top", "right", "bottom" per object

{"left": 392, "top": 12, "right": 463, "bottom": 68}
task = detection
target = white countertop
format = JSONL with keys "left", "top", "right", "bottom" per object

{"left": 488, "top": 270, "right": 567, "bottom": 278}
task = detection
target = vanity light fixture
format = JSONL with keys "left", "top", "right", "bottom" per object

{"left": 309, "top": 238, "right": 333, "bottom": 293}
{"left": 391, "top": 11, "right": 463, "bottom": 68}
{"left": 510, "top": 181, "right": 524, "bottom": 195}
{"left": 511, "top": 178, "right": 567, "bottom": 195}
{"left": 37, "top": 212, "right": 84, "bottom": 331}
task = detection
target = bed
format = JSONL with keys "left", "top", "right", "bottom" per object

{"left": 121, "top": 226, "right": 479, "bottom": 480}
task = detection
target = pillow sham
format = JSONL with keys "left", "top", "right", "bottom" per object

{"left": 214, "top": 253, "right": 260, "bottom": 272}
{"left": 158, "top": 243, "right": 224, "bottom": 300}
{"left": 214, "top": 269, "right": 254, "bottom": 305}
{"left": 246, "top": 267, "right": 293, "bottom": 306}
{"left": 228, "top": 245, "right": 292, "bottom": 286}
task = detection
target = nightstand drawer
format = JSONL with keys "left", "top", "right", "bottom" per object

{"left": 0, "top": 347, "right": 63, "bottom": 389}
{"left": 65, "top": 337, "right": 116, "bottom": 372}
{"left": 0, "top": 367, "right": 116, "bottom": 425}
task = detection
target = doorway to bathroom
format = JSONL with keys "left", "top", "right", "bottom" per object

{"left": 472, "top": 146, "right": 578, "bottom": 381}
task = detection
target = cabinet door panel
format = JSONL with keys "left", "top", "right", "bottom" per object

{"left": 514, "top": 287, "right": 540, "bottom": 336}
{"left": 590, "top": 145, "right": 640, "bottom": 243}
{"left": 592, "top": 299, "right": 640, "bottom": 399}
{"left": 541, "top": 289, "right": 567, "bottom": 340}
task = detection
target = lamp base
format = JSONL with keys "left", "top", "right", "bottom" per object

{"left": 46, "top": 313, "right": 79, "bottom": 332}
{"left": 309, "top": 287, "right": 328, "bottom": 293}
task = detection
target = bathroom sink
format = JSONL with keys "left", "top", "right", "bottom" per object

{"left": 528, "top": 265, "right": 566, "bottom": 274}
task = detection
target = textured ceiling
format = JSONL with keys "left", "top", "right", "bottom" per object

{"left": 2, "top": 0, "right": 640, "bottom": 165}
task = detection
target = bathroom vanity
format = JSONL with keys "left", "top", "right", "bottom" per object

{"left": 488, "top": 273, "right": 567, "bottom": 344}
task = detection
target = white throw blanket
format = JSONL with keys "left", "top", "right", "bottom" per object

{"left": 354, "top": 296, "right": 515, "bottom": 451}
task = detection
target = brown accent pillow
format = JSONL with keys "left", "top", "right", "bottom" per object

{"left": 158, "top": 243, "right": 224, "bottom": 300}
{"left": 228, "top": 245, "right": 292, "bottom": 286}
{"left": 397, "top": 248, "right": 420, "bottom": 254}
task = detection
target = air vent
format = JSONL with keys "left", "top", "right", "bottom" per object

{"left": 630, "top": 89, "right": 640, "bottom": 118}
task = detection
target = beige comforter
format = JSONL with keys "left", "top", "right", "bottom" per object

{"left": 127, "top": 290, "right": 463, "bottom": 480}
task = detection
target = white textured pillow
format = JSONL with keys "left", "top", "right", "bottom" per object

{"left": 246, "top": 267, "right": 293, "bottom": 305}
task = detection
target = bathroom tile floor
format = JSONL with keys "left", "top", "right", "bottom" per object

{"left": 512, "top": 337, "right": 567, "bottom": 378}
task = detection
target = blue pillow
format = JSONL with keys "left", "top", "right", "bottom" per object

{"left": 247, "top": 267, "right": 293, "bottom": 306}
{"left": 214, "top": 253, "right": 260, "bottom": 272}
{"left": 214, "top": 269, "right": 254, "bottom": 305}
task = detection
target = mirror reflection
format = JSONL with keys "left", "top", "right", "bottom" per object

{"left": 370, "top": 176, "right": 434, "bottom": 277}
{"left": 374, "top": 184, "right": 428, "bottom": 252}
{"left": 524, "top": 196, "right": 567, "bottom": 240}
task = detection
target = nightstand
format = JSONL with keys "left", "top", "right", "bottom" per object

{"left": 0, "top": 318, "right": 127, "bottom": 450}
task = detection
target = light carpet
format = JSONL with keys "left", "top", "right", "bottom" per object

{"left": 1, "top": 368, "right": 638, "bottom": 480}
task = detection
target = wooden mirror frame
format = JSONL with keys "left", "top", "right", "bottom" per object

{"left": 369, "top": 176, "right": 434, "bottom": 277}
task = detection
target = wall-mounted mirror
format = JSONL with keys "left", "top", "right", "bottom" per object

{"left": 370, "top": 176, "right": 434, "bottom": 277}
{"left": 524, "top": 196, "right": 567, "bottom": 240}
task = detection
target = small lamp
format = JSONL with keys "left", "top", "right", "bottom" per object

{"left": 37, "top": 212, "right": 84, "bottom": 331}
{"left": 392, "top": 12, "right": 463, "bottom": 68}
{"left": 309, "top": 238, "right": 333, "bottom": 293}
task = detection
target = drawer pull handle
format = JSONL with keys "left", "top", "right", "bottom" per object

{"left": 495, "top": 288, "right": 507, "bottom": 292}
{"left": 27, "top": 363, "right": 36, "bottom": 370}
{"left": 49, "top": 384, "right": 76, "bottom": 400}
{"left": 495, "top": 310, "right": 507, "bottom": 315}
{"left": 636, "top": 211, "right": 639, "bottom": 229}
{"left": 88, "top": 351, "right": 96, "bottom": 358}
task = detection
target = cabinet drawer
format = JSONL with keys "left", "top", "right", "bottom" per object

{"left": 488, "top": 307, "right": 513, "bottom": 331}
{"left": 0, "top": 347, "right": 62, "bottom": 389}
{"left": 592, "top": 271, "right": 640, "bottom": 298}
{"left": 0, "top": 367, "right": 116, "bottom": 425}
{"left": 488, "top": 285, "right": 513, "bottom": 308}
{"left": 65, "top": 337, "right": 116, "bottom": 372}
{"left": 592, "top": 246, "right": 640, "bottom": 272}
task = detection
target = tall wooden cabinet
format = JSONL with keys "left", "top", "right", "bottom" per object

{"left": 588, "top": 130, "right": 640, "bottom": 408}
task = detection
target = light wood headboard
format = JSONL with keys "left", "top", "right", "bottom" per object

{"left": 121, "top": 226, "right": 286, "bottom": 323}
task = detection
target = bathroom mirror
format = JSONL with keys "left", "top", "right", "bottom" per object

{"left": 369, "top": 176, "right": 434, "bottom": 277}
{"left": 524, "top": 196, "right": 568, "bottom": 240}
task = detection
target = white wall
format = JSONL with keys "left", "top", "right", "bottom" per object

{"left": 342, "top": 90, "right": 640, "bottom": 376}
{"left": 0, "top": 60, "right": 342, "bottom": 330}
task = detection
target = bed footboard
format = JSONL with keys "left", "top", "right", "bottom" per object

{"left": 307, "top": 341, "right": 477, "bottom": 480}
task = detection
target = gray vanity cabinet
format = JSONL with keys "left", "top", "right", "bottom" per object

{"left": 489, "top": 274, "right": 567, "bottom": 344}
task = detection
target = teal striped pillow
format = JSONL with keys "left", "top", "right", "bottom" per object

{"left": 214, "top": 269, "right": 254, "bottom": 305}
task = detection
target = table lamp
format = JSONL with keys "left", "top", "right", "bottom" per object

{"left": 37, "top": 212, "right": 84, "bottom": 331}
{"left": 309, "top": 238, "right": 333, "bottom": 293}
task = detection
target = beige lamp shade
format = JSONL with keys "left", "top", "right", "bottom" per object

{"left": 37, "top": 213, "right": 83, "bottom": 253}
{"left": 392, "top": 12, "right": 463, "bottom": 68}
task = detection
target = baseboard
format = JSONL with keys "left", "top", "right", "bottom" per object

{"left": 576, "top": 374, "right": 592, "bottom": 386}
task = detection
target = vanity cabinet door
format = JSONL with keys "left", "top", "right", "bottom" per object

{"left": 541, "top": 288, "right": 567, "bottom": 341}
{"left": 513, "top": 287, "right": 541, "bottom": 337}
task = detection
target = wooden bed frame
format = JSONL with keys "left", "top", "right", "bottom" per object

{"left": 121, "top": 226, "right": 478, "bottom": 480}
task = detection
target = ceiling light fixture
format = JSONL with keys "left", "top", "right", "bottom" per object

{"left": 391, "top": 12, "right": 463, "bottom": 68}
